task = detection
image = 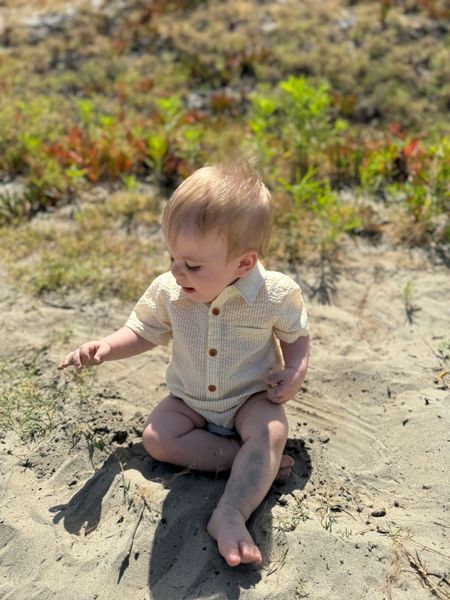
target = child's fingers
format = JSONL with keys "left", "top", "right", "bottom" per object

{"left": 79, "top": 344, "right": 95, "bottom": 365}
{"left": 266, "top": 386, "right": 276, "bottom": 395}
{"left": 267, "top": 380, "right": 295, "bottom": 404}
{"left": 58, "top": 342, "right": 107, "bottom": 371}
{"left": 266, "top": 382, "right": 284, "bottom": 400}
{"left": 72, "top": 347, "right": 83, "bottom": 369}
{"left": 268, "top": 385, "right": 292, "bottom": 404}
{"left": 58, "top": 351, "right": 75, "bottom": 370}
{"left": 265, "top": 372, "right": 283, "bottom": 388}
{"left": 267, "top": 390, "right": 286, "bottom": 404}
{"left": 93, "top": 348, "right": 107, "bottom": 363}
{"left": 266, "top": 376, "right": 286, "bottom": 391}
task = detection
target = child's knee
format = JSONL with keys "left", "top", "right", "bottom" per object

{"left": 142, "top": 423, "right": 169, "bottom": 462}
{"left": 238, "top": 406, "right": 288, "bottom": 448}
{"left": 142, "top": 423, "right": 156, "bottom": 455}
{"left": 266, "top": 417, "right": 289, "bottom": 448}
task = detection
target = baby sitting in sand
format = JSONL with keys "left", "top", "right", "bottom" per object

{"left": 59, "top": 161, "right": 310, "bottom": 567}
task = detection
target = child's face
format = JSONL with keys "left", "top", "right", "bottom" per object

{"left": 166, "top": 229, "right": 254, "bottom": 303}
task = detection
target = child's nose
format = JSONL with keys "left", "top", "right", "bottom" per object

{"left": 171, "top": 262, "right": 185, "bottom": 280}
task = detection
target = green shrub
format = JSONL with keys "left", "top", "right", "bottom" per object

{"left": 249, "top": 75, "right": 347, "bottom": 181}
{"left": 280, "top": 169, "right": 361, "bottom": 257}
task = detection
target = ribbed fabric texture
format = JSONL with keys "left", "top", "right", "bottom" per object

{"left": 125, "top": 262, "right": 309, "bottom": 427}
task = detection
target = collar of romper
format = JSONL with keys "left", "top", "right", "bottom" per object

{"left": 232, "top": 260, "right": 266, "bottom": 304}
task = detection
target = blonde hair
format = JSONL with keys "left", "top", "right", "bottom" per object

{"left": 161, "top": 162, "right": 273, "bottom": 259}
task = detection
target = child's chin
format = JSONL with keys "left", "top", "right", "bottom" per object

{"left": 192, "top": 291, "right": 212, "bottom": 303}
{"left": 184, "top": 289, "right": 204, "bottom": 301}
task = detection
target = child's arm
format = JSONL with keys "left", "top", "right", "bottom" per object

{"left": 265, "top": 335, "right": 310, "bottom": 404}
{"left": 58, "top": 326, "right": 156, "bottom": 371}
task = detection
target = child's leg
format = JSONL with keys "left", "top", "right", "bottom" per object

{"left": 207, "top": 392, "right": 288, "bottom": 567}
{"left": 142, "top": 395, "right": 241, "bottom": 472}
{"left": 143, "top": 394, "right": 294, "bottom": 478}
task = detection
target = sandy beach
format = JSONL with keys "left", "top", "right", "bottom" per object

{"left": 1, "top": 239, "right": 449, "bottom": 600}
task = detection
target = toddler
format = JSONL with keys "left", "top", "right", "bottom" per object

{"left": 59, "top": 162, "right": 310, "bottom": 567}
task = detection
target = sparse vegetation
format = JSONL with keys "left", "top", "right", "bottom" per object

{"left": 433, "top": 339, "right": 450, "bottom": 389}
{"left": 402, "top": 280, "right": 421, "bottom": 324}
{"left": 0, "top": 188, "right": 164, "bottom": 300}
{"left": 0, "top": 357, "right": 65, "bottom": 441}
{"left": 0, "top": 0, "right": 448, "bottom": 300}
{"left": 273, "top": 493, "right": 310, "bottom": 532}
{"left": 0, "top": 350, "right": 104, "bottom": 443}
{"left": 385, "top": 524, "right": 450, "bottom": 600}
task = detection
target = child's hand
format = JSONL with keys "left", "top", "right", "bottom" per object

{"left": 58, "top": 340, "right": 111, "bottom": 371}
{"left": 265, "top": 367, "right": 305, "bottom": 404}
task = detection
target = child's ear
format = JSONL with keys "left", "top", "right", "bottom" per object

{"left": 236, "top": 251, "right": 258, "bottom": 276}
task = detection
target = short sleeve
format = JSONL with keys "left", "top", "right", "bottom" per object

{"left": 125, "top": 275, "right": 173, "bottom": 346}
{"left": 273, "top": 287, "right": 309, "bottom": 343}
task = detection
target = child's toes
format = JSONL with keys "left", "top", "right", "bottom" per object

{"left": 275, "top": 454, "right": 295, "bottom": 482}
{"left": 218, "top": 539, "right": 242, "bottom": 567}
{"left": 281, "top": 454, "right": 295, "bottom": 469}
{"left": 275, "top": 466, "right": 292, "bottom": 483}
{"left": 239, "top": 541, "right": 262, "bottom": 564}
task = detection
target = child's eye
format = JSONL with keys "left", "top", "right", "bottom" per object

{"left": 168, "top": 257, "right": 200, "bottom": 271}
{"left": 186, "top": 263, "right": 201, "bottom": 271}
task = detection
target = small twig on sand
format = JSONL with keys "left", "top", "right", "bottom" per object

{"left": 117, "top": 502, "right": 145, "bottom": 584}
{"left": 41, "top": 299, "right": 75, "bottom": 310}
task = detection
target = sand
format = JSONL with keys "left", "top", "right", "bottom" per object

{"left": 0, "top": 240, "right": 449, "bottom": 600}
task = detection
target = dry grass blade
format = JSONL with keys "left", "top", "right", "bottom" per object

{"left": 404, "top": 549, "right": 450, "bottom": 600}
{"left": 264, "top": 529, "right": 289, "bottom": 576}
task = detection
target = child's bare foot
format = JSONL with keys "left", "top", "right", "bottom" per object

{"left": 207, "top": 504, "right": 262, "bottom": 567}
{"left": 275, "top": 454, "right": 294, "bottom": 483}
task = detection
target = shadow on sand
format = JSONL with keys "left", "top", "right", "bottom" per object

{"left": 50, "top": 438, "right": 311, "bottom": 599}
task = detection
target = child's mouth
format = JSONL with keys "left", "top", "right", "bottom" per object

{"left": 182, "top": 286, "right": 195, "bottom": 293}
